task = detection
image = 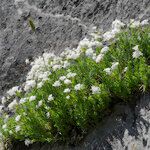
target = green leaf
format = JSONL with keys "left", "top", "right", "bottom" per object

{"left": 28, "top": 18, "right": 36, "bottom": 31}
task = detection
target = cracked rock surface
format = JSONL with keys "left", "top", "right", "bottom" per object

{"left": 0, "top": 0, "right": 150, "bottom": 95}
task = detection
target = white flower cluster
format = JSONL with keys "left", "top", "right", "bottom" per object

{"left": 48, "top": 94, "right": 54, "bottom": 101}
{"left": 8, "top": 99, "right": 18, "bottom": 111}
{"left": 22, "top": 19, "right": 147, "bottom": 94}
{"left": 0, "top": 19, "right": 148, "bottom": 141}
{"left": 15, "top": 115, "right": 21, "bottom": 122}
{"left": 103, "top": 19, "right": 149, "bottom": 41}
{"left": 24, "top": 53, "right": 55, "bottom": 91}
{"left": 19, "top": 98, "right": 27, "bottom": 104}
{"left": 1, "top": 19, "right": 148, "bottom": 104}
{"left": 91, "top": 86, "right": 100, "bottom": 94}
{"left": 130, "top": 19, "right": 149, "bottom": 28}
{"left": 24, "top": 139, "right": 33, "bottom": 146}
{"left": 7, "top": 86, "right": 20, "bottom": 96}
{"left": 96, "top": 46, "right": 109, "bottom": 63}
{"left": 29, "top": 96, "right": 36, "bottom": 102}
{"left": 15, "top": 125, "right": 21, "bottom": 132}
{"left": 104, "top": 62, "right": 119, "bottom": 75}
{"left": 53, "top": 81, "right": 61, "bottom": 87}
{"left": 79, "top": 37, "right": 102, "bottom": 49}
{"left": 74, "top": 84, "right": 84, "bottom": 91}
{"left": 24, "top": 80, "right": 36, "bottom": 92}
{"left": 132, "top": 45, "right": 143, "bottom": 58}
{"left": 103, "top": 19, "right": 125, "bottom": 41}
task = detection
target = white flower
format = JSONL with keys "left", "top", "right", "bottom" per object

{"left": 37, "top": 100, "right": 43, "bottom": 108}
{"left": 24, "top": 80, "right": 36, "bottom": 91}
{"left": 111, "top": 28, "right": 120, "bottom": 35}
{"left": 64, "top": 79, "right": 72, "bottom": 85}
{"left": 26, "top": 52, "right": 53, "bottom": 81}
{"left": 90, "top": 33, "right": 101, "bottom": 39}
{"left": 1, "top": 97, "right": 6, "bottom": 105}
{"left": 79, "top": 38, "right": 90, "bottom": 48}
{"left": 112, "top": 19, "right": 125, "bottom": 30}
{"left": 7, "top": 86, "right": 19, "bottom": 96}
{"left": 91, "top": 86, "right": 100, "bottom": 94}
{"left": 29, "top": 96, "right": 36, "bottom": 102}
{"left": 104, "top": 68, "right": 112, "bottom": 75}
{"left": 111, "top": 62, "right": 119, "bottom": 71}
{"left": 92, "top": 53, "right": 97, "bottom": 60}
{"left": 67, "top": 52, "right": 80, "bottom": 60}
{"left": 15, "top": 115, "right": 21, "bottom": 122}
{"left": 66, "top": 95, "right": 70, "bottom": 99}
{"left": 43, "top": 52, "right": 55, "bottom": 60}
{"left": 124, "top": 67, "right": 128, "bottom": 72}
{"left": 103, "top": 28, "right": 120, "bottom": 41}
{"left": 15, "top": 125, "right": 21, "bottom": 132}
{"left": 96, "top": 54, "right": 104, "bottom": 63}
{"left": 59, "top": 76, "right": 66, "bottom": 81}
{"left": 66, "top": 48, "right": 81, "bottom": 60}
{"left": 9, "top": 130, "right": 13, "bottom": 135}
{"left": 64, "top": 88, "right": 71, "bottom": 93}
{"left": 25, "top": 139, "right": 33, "bottom": 146}
{"left": 20, "top": 98, "right": 27, "bottom": 104}
{"left": 63, "top": 61, "right": 70, "bottom": 68}
{"left": 101, "top": 46, "right": 109, "bottom": 54}
{"left": 141, "top": 19, "right": 149, "bottom": 26}
{"left": 89, "top": 41, "right": 102, "bottom": 47}
{"left": 53, "top": 81, "right": 61, "bottom": 87}
{"left": 25, "top": 59, "right": 30, "bottom": 64}
{"left": 52, "top": 65, "right": 62, "bottom": 71}
{"left": 0, "top": 105, "right": 4, "bottom": 113}
{"left": 103, "top": 31, "right": 115, "bottom": 41}
{"left": 42, "top": 78, "right": 49, "bottom": 82}
{"left": 132, "top": 45, "right": 143, "bottom": 58}
{"left": 2, "top": 124, "right": 7, "bottom": 130}
{"left": 103, "top": 20, "right": 123, "bottom": 41}
{"left": 130, "top": 20, "right": 140, "bottom": 28}
{"left": 133, "top": 50, "right": 143, "bottom": 58}
{"left": 67, "top": 72, "right": 77, "bottom": 78}
{"left": 8, "top": 99, "right": 18, "bottom": 110}
{"left": 74, "top": 84, "right": 84, "bottom": 91}
{"left": 132, "top": 45, "right": 139, "bottom": 51}
{"left": 46, "top": 112, "right": 50, "bottom": 118}
{"left": 48, "top": 94, "right": 54, "bottom": 101}
{"left": 85, "top": 48, "right": 94, "bottom": 57}
{"left": 39, "top": 72, "right": 50, "bottom": 81}
{"left": 37, "top": 82, "right": 44, "bottom": 89}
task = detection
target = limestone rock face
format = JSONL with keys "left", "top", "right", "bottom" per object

{"left": 0, "top": 1, "right": 150, "bottom": 150}
{"left": 0, "top": 0, "right": 150, "bottom": 95}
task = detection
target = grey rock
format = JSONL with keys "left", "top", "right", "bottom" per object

{"left": 0, "top": 0, "right": 150, "bottom": 149}
{"left": 0, "top": 0, "right": 150, "bottom": 95}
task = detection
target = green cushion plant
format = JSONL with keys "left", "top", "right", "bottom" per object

{"left": 0, "top": 19, "right": 149, "bottom": 146}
